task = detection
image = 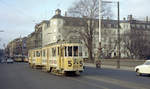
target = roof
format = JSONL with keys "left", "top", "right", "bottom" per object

{"left": 52, "top": 15, "right": 120, "bottom": 28}
{"left": 35, "top": 20, "right": 49, "bottom": 28}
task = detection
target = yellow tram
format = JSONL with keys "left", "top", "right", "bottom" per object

{"left": 28, "top": 42, "right": 84, "bottom": 75}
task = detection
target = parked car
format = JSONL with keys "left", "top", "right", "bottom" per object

{"left": 135, "top": 60, "right": 150, "bottom": 76}
{"left": 6, "top": 58, "right": 14, "bottom": 64}
{"left": 1, "top": 59, "right": 6, "bottom": 63}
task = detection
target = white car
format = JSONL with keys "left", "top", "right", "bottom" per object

{"left": 135, "top": 60, "right": 150, "bottom": 76}
{"left": 6, "top": 58, "right": 14, "bottom": 64}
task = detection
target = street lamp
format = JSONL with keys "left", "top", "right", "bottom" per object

{"left": 99, "top": 0, "right": 120, "bottom": 68}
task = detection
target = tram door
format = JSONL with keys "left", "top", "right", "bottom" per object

{"left": 47, "top": 48, "right": 50, "bottom": 66}
{"left": 59, "top": 46, "right": 64, "bottom": 69}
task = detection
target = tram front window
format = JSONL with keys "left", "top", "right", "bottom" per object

{"left": 73, "top": 46, "right": 78, "bottom": 57}
{"left": 68, "top": 46, "right": 72, "bottom": 56}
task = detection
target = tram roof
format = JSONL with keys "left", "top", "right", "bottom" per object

{"left": 45, "top": 41, "right": 82, "bottom": 47}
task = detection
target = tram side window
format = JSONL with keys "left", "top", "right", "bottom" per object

{"left": 52, "top": 48, "right": 56, "bottom": 57}
{"left": 49, "top": 48, "right": 52, "bottom": 57}
{"left": 79, "top": 46, "right": 82, "bottom": 56}
{"left": 33, "top": 51, "right": 36, "bottom": 57}
{"left": 61, "top": 47, "right": 64, "bottom": 56}
{"left": 40, "top": 50, "right": 42, "bottom": 57}
{"left": 68, "top": 46, "right": 72, "bottom": 56}
{"left": 43, "top": 49, "right": 46, "bottom": 57}
{"left": 65, "top": 47, "right": 67, "bottom": 56}
{"left": 36, "top": 51, "right": 40, "bottom": 57}
{"left": 73, "top": 46, "right": 78, "bottom": 56}
{"left": 58, "top": 47, "right": 59, "bottom": 56}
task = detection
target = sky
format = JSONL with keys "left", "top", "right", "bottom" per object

{"left": 0, "top": 0, "right": 150, "bottom": 48}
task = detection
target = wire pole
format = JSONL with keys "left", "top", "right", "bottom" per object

{"left": 99, "top": 0, "right": 102, "bottom": 43}
{"left": 117, "top": 1, "right": 120, "bottom": 69}
{"left": 95, "top": 0, "right": 102, "bottom": 68}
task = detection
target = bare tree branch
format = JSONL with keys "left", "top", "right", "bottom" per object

{"left": 67, "top": 0, "right": 113, "bottom": 62}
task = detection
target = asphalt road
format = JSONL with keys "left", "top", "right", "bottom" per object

{"left": 0, "top": 63, "right": 150, "bottom": 89}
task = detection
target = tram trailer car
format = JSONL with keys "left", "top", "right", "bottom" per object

{"left": 28, "top": 48, "right": 44, "bottom": 69}
{"left": 28, "top": 42, "right": 84, "bottom": 75}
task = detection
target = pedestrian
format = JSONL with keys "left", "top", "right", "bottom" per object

{"left": 96, "top": 60, "right": 101, "bottom": 68}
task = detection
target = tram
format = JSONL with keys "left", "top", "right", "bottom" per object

{"left": 28, "top": 42, "right": 84, "bottom": 75}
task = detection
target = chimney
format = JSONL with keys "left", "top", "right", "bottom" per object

{"left": 123, "top": 17, "right": 126, "bottom": 21}
{"left": 102, "top": 16, "right": 104, "bottom": 20}
{"left": 127, "top": 14, "right": 133, "bottom": 21}
{"left": 146, "top": 16, "right": 149, "bottom": 23}
{"left": 65, "top": 11, "right": 67, "bottom": 17}
{"left": 107, "top": 17, "right": 109, "bottom": 20}
{"left": 55, "top": 9, "right": 61, "bottom": 15}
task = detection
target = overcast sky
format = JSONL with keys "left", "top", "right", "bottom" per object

{"left": 0, "top": 0, "right": 150, "bottom": 48}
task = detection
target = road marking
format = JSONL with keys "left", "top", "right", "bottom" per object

{"left": 84, "top": 75, "right": 149, "bottom": 89}
{"left": 66, "top": 77, "right": 109, "bottom": 89}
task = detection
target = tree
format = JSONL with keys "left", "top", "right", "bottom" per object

{"left": 67, "top": 0, "right": 113, "bottom": 62}
{"left": 122, "top": 29, "right": 150, "bottom": 59}
{"left": 68, "top": 0, "right": 112, "bottom": 19}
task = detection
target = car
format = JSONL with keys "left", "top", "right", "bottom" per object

{"left": 1, "top": 59, "right": 6, "bottom": 64}
{"left": 135, "top": 60, "right": 150, "bottom": 76}
{"left": 6, "top": 58, "right": 14, "bottom": 64}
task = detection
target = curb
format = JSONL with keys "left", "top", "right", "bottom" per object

{"left": 85, "top": 63, "right": 134, "bottom": 71}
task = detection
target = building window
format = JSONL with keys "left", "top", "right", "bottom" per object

{"left": 147, "top": 25, "right": 150, "bottom": 29}
{"left": 137, "top": 24, "right": 140, "bottom": 28}
{"left": 111, "top": 24, "right": 116, "bottom": 28}
{"left": 85, "top": 52, "right": 87, "bottom": 56}
{"left": 47, "top": 23, "right": 50, "bottom": 28}
{"left": 53, "top": 36, "right": 56, "bottom": 41}
{"left": 108, "top": 24, "right": 111, "bottom": 28}
{"left": 126, "top": 24, "right": 129, "bottom": 29}
{"left": 131, "top": 24, "right": 135, "bottom": 28}
{"left": 114, "top": 52, "right": 116, "bottom": 56}
{"left": 53, "top": 29, "right": 57, "bottom": 33}
{"left": 58, "top": 20, "right": 61, "bottom": 25}
{"left": 142, "top": 25, "right": 145, "bottom": 29}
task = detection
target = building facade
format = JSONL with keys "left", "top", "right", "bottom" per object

{"left": 8, "top": 9, "right": 150, "bottom": 59}
{"left": 6, "top": 37, "right": 27, "bottom": 58}
{"left": 30, "top": 9, "right": 150, "bottom": 59}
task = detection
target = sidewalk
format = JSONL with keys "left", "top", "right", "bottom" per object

{"left": 85, "top": 63, "right": 135, "bottom": 71}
